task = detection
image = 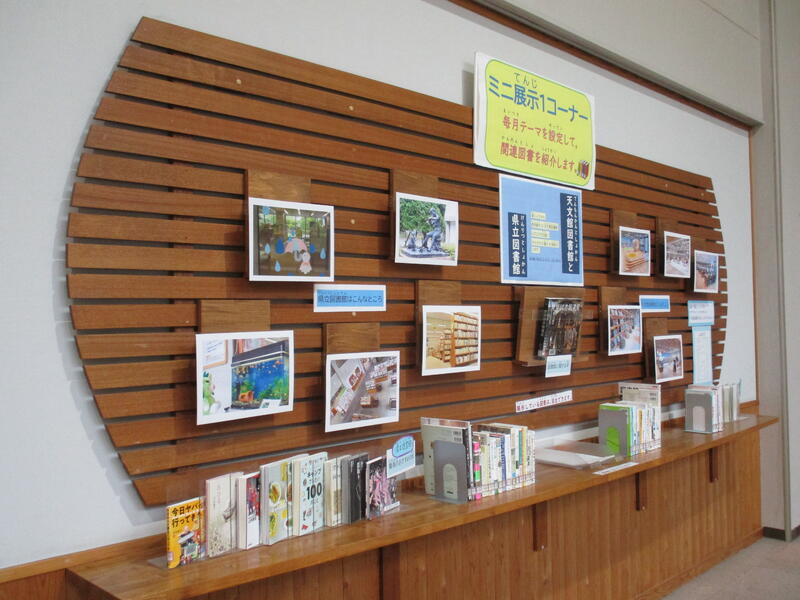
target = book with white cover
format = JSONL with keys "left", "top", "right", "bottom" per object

{"left": 310, "top": 452, "right": 327, "bottom": 532}
{"left": 293, "top": 452, "right": 328, "bottom": 536}
{"left": 262, "top": 454, "right": 305, "bottom": 545}
{"left": 205, "top": 471, "right": 242, "bottom": 557}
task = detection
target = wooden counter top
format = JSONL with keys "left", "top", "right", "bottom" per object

{"left": 67, "top": 415, "right": 777, "bottom": 600}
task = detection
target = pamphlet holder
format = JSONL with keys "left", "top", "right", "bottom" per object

{"left": 390, "top": 170, "right": 440, "bottom": 259}
{"left": 643, "top": 317, "right": 669, "bottom": 380}
{"left": 198, "top": 299, "right": 272, "bottom": 333}
{"left": 598, "top": 286, "right": 627, "bottom": 354}
{"left": 245, "top": 169, "right": 312, "bottom": 279}
{"left": 513, "top": 286, "right": 587, "bottom": 367}
{"left": 324, "top": 322, "right": 381, "bottom": 355}
{"left": 414, "top": 280, "right": 462, "bottom": 367}
{"left": 610, "top": 209, "right": 640, "bottom": 275}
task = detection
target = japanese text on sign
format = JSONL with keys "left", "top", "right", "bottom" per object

{"left": 508, "top": 212, "right": 528, "bottom": 277}
{"left": 560, "top": 193, "right": 580, "bottom": 273}
{"left": 313, "top": 284, "right": 386, "bottom": 312}
{"left": 474, "top": 53, "right": 596, "bottom": 189}
{"left": 516, "top": 389, "right": 573, "bottom": 412}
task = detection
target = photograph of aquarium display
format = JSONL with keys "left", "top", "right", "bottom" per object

{"left": 196, "top": 330, "right": 294, "bottom": 425}
{"left": 248, "top": 197, "right": 334, "bottom": 282}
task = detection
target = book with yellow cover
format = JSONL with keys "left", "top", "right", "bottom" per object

{"left": 166, "top": 496, "right": 205, "bottom": 569}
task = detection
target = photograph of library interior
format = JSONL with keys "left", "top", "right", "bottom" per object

{"left": 3, "top": 2, "right": 799, "bottom": 599}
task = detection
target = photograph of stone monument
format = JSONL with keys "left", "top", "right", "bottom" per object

{"left": 394, "top": 193, "right": 458, "bottom": 266}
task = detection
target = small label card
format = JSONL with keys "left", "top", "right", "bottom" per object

{"left": 639, "top": 295, "right": 670, "bottom": 313}
{"left": 687, "top": 300, "right": 714, "bottom": 326}
{"left": 516, "top": 389, "right": 573, "bottom": 412}
{"left": 692, "top": 325, "right": 713, "bottom": 385}
{"left": 593, "top": 462, "right": 638, "bottom": 476}
{"left": 313, "top": 284, "right": 386, "bottom": 312}
{"left": 386, "top": 435, "right": 416, "bottom": 478}
{"left": 545, "top": 354, "right": 572, "bottom": 378}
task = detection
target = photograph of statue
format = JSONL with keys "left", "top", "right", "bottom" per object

{"left": 394, "top": 193, "right": 458, "bottom": 266}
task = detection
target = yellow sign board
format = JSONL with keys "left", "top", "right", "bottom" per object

{"left": 474, "top": 53, "right": 595, "bottom": 189}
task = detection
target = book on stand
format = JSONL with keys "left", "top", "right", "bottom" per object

{"left": 365, "top": 456, "right": 389, "bottom": 519}
{"left": 166, "top": 497, "right": 205, "bottom": 569}
{"left": 236, "top": 471, "right": 261, "bottom": 550}
{"left": 348, "top": 452, "right": 369, "bottom": 522}
{"left": 205, "top": 471, "right": 242, "bottom": 557}
{"left": 536, "top": 298, "right": 584, "bottom": 358}
{"left": 293, "top": 452, "right": 328, "bottom": 536}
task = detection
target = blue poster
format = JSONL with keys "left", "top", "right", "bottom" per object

{"left": 499, "top": 174, "right": 583, "bottom": 286}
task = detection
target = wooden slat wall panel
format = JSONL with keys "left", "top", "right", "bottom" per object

{"left": 67, "top": 17, "right": 727, "bottom": 506}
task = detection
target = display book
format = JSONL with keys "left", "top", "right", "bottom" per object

{"left": 165, "top": 450, "right": 399, "bottom": 568}
{"left": 536, "top": 297, "right": 584, "bottom": 358}
{"left": 683, "top": 382, "right": 741, "bottom": 434}
{"left": 598, "top": 382, "right": 662, "bottom": 457}
{"left": 421, "top": 417, "right": 535, "bottom": 503}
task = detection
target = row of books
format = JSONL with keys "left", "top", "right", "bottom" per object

{"left": 598, "top": 382, "right": 662, "bottom": 457}
{"left": 166, "top": 450, "right": 398, "bottom": 569}
{"left": 421, "top": 417, "right": 535, "bottom": 503}
{"left": 684, "top": 384, "right": 727, "bottom": 433}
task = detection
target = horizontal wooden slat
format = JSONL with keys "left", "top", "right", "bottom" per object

{"left": 93, "top": 99, "right": 495, "bottom": 188}
{"left": 119, "top": 45, "right": 473, "bottom": 144}
{"left": 70, "top": 304, "right": 197, "bottom": 330}
{"left": 107, "top": 71, "right": 472, "bottom": 164}
{"left": 72, "top": 182, "right": 242, "bottom": 219}
{"left": 597, "top": 162, "right": 713, "bottom": 202}
{"left": 77, "top": 154, "right": 242, "bottom": 193}
{"left": 132, "top": 17, "right": 472, "bottom": 124}
{"left": 67, "top": 270, "right": 726, "bottom": 305}
{"left": 85, "top": 125, "right": 388, "bottom": 190}
{"left": 596, "top": 146, "right": 713, "bottom": 190}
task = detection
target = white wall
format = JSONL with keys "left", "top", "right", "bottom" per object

{"left": 0, "top": 0, "right": 755, "bottom": 567}
{"left": 479, "top": 0, "right": 763, "bottom": 124}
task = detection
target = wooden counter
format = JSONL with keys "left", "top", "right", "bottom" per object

{"left": 66, "top": 415, "right": 776, "bottom": 600}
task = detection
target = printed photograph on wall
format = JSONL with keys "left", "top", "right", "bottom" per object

{"left": 607, "top": 305, "right": 643, "bottom": 356}
{"left": 196, "top": 331, "right": 294, "bottom": 425}
{"left": 618, "top": 226, "right": 651, "bottom": 276}
{"left": 653, "top": 334, "right": 684, "bottom": 383}
{"left": 421, "top": 306, "right": 481, "bottom": 376}
{"left": 663, "top": 231, "right": 691, "bottom": 278}
{"left": 394, "top": 193, "right": 458, "bottom": 266}
{"left": 325, "top": 351, "right": 400, "bottom": 432}
{"left": 248, "top": 197, "right": 334, "bottom": 281}
{"left": 694, "top": 250, "right": 720, "bottom": 293}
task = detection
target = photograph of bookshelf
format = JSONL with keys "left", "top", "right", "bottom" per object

{"left": 607, "top": 305, "right": 643, "bottom": 356}
{"left": 422, "top": 306, "right": 481, "bottom": 375}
